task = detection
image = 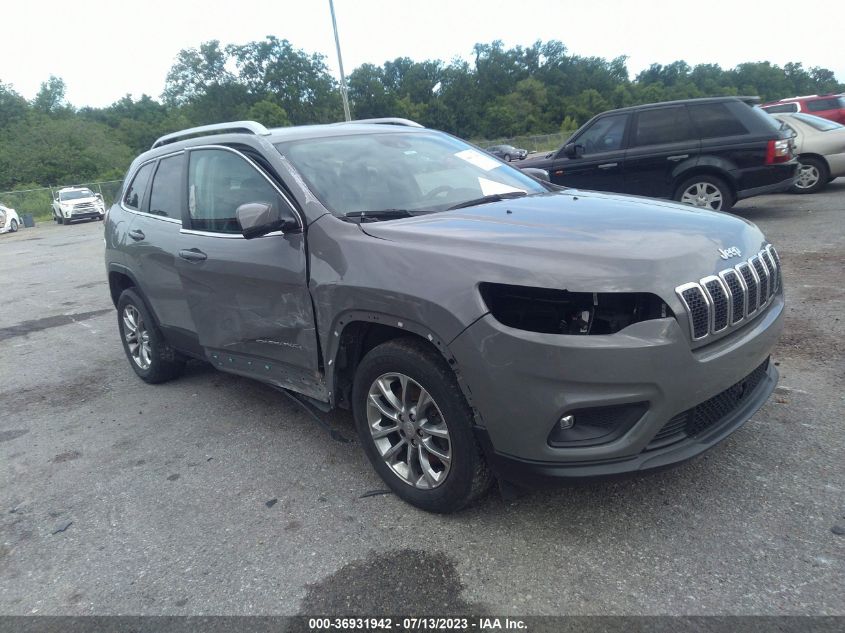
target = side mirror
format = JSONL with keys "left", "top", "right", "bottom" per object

{"left": 520, "top": 167, "right": 550, "bottom": 182}
{"left": 236, "top": 202, "right": 298, "bottom": 239}
{"left": 563, "top": 143, "right": 584, "bottom": 158}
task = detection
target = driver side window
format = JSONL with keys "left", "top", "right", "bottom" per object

{"left": 572, "top": 114, "right": 629, "bottom": 155}
{"left": 188, "top": 149, "right": 284, "bottom": 234}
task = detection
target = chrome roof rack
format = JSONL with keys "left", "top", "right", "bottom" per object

{"left": 344, "top": 117, "right": 424, "bottom": 128}
{"left": 151, "top": 121, "right": 271, "bottom": 149}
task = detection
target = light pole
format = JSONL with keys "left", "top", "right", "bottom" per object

{"left": 328, "top": 0, "right": 352, "bottom": 121}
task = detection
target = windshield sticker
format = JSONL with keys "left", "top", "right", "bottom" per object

{"left": 477, "top": 177, "right": 526, "bottom": 196}
{"left": 455, "top": 149, "right": 501, "bottom": 171}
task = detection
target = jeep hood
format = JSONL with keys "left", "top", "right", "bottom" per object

{"left": 358, "top": 190, "right": 769, "bottom": 295}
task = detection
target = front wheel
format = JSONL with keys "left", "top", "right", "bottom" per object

{"left": 117, "top": 288, "right": 185, "bottom": 384}
{"left": 791, "top": 156, "right": 829, "bottom": 194}
{"left": 504, "top": 153, "right": 512, "bottom": 162}
{"left": 352, "top": 338, "right": 493, "bottom": 513}
{"left": 675, "top": 175, "right": 733, "bottom": 211}
{"left": 9, "top": 219, "right": 17, "bottom": 233}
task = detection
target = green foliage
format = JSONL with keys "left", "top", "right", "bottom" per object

{"left": 0, "top": 39, "right": 842, "bottom": 195}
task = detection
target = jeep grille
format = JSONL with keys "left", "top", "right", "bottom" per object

{"left": 675, "top": 245, "right": 780, "bottom": 342}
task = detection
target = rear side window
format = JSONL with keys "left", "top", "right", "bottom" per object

{"left": 792, "top": 113, "right": 844, "bottom": 131}
{"left": 148, "top": 155, "right": 183, "bottom": 218}
{"left": 123, "top": 162, "right": 154, "bottom": 210}
{"left": 188, "top": 148, "right": 284, "bottom": 234}
{"left": 807, "top": 97, "right": 845, "bottom": 112}
{"left": 632, "top": 106, "right": 696, "bottom": 146}
{"left": 763, "top": 103, "right": 798, "bottom": 114}
{"left": 689, "top": 103, "right": 748, "bottom": 138}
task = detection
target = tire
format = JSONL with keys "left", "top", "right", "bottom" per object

{"left": 117, "top": 288, "right": 185, "bottom": 384}
{"left": 9, "top": 219, "right": 17, "bottom": 233}
{"left": 674, "top": 174, "right": 733, "bottom": 211}
{"left": 352, "top": 338, "right": 493, "bottom": 513}
{"left": 504, "top": 153, "right": 512, "bottom": 162}
{"left": 791, "top": 156, "right": 829, "bottom": 194}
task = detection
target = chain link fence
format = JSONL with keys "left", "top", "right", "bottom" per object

{"left": 471, "top": 130, "right": 576, "bottom": 156}
{"left": 0, "top": 180, "right": 123, "bottom": 224}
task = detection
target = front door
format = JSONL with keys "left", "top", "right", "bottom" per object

{"left": 549, "top": 112, "right": 629, "bottom": 192}
{"left": 174, "top": 146, "right": 323, "bottom": 397}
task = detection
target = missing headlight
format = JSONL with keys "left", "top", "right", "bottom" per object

{"left": 479, "top": 283, "right": 672, "bottom": 335}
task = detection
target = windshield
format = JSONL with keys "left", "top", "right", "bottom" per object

{"left": 791, "top": 113, "right": 844, "bottom": 132}
{"left": 275, "top": 131, "right": 546, "bottom": 216}
{"left": 60, "top": 189, "right": 95, "bottom": 201}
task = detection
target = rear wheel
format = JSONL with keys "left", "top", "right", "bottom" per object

{"left": 117, "top": 288, "right": 185, "bottom": 384}
{"left": 504, "top": 153, "right": 512, "bottom": 162}
{"left": 791, "top": 156, "right": 829, "bottom": 194}
{"left": 352, "top": 338, "right": 493, "bottom": 513}
{"left": 675, "top": 174, "right": 733, "bottom": 211}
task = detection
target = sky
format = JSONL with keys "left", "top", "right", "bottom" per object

{"left": 2, "top": 0, "right": 843, "bottom": 108}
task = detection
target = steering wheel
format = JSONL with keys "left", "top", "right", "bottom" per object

{"left": 422, "top": 185, "right": 455, "bottom": 200}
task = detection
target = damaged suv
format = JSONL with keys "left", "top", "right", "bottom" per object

{"left": 104, "top": 119, "right": 784, "bottom": 512}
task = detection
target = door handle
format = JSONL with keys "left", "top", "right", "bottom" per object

{"left": 667, "top": 154, "right": 689, "bottom": 162}
{"left": 128, "top": 229, "right": 145, "bottom": 241}
{"left": 598, "top": 162, "right": 618, "bottom": 169}
{"left": 178, "top": 248, "right": 207, "bottom": 262}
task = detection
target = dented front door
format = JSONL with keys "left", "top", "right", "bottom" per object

{"left": 176, "top": 229, "right": 320, "bottom": 376}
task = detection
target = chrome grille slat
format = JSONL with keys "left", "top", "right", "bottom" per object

{"left": 675, "top": 246, "right": 781, "bottom": 343}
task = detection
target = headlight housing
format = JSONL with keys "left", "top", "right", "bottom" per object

{"left": 480, "top": 283, "right": 672, "bottom": 335}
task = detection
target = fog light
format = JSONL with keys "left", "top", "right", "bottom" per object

{"left": 558, "top": 414, "right": 575, "bottom": 430}
{"left": 548, "top": 402, "right": 648, "bottom": 447}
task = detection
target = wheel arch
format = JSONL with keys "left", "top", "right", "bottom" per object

{"left": 796, "top": 152, "right": 830, "bottom": 170}
{"left": 107, "top": 265, "right": 163, "bottom": 329}
{"left": 673, "top": 165, "right": 738, "bottom": 201}
{"left": 326, "top": 311, "right": 473, "bottom": 413}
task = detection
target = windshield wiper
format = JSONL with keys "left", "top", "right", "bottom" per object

{"left": 446, "top": 191, "right": 528, "bottom": 211}
{"left": 344, "top": 209, "right": 414, "bottom": 222}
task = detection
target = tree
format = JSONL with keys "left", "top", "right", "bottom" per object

{"left": 162, "top": 40, "right": 233, "bottom": 106}
{"left": 0, "top": 81, "right": 28, "bottom": 128}
{"left": 246, "top": 100, "right": 291, "bottom": 128}
{"left": 32, "top": 76, "right": 68, "bottom": 114}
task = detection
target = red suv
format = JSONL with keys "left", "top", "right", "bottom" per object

{"left": 761, "top": 94, "right": 845, "bottom": 124}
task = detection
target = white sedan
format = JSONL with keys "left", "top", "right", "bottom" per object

{"left": 773, "top": 113, "right": 845, "bottom": 194}
{"left": 0, "top": 204, "right": 22, "bottom": 234}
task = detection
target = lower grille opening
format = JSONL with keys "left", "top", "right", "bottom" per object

{"left": 646, "top": 359, "right": 770, "bottom": 451}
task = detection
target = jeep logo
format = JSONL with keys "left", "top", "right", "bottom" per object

{"left": 718, "top": 246, "right": 742, "bottom": 260}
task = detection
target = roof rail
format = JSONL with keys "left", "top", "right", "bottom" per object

{"left": 345, "top": 117, "right": 424, "bottom": 128}
{"left": 151, "top": 121, "right": 271, "bottom": 149}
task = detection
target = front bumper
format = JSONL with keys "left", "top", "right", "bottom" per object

{"left": 65, "top": 210, "right": 104, "bottom": 220}
{"left": 448, "top": 294, "right": 784, "bottom": 477}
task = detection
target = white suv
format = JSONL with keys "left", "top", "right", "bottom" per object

{"left": 52, "top": 187, "right": 106, "bottom": 224}
{"left": 0, "top": 204, "right": 22, "bottom": 234}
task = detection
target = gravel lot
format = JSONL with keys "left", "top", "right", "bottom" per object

{"left": 1, "top": 184, "right": 843, "bottom": 616}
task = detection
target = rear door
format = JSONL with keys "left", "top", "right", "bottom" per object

{"left": 624, "top": 105, "right": 700, "bottom": 198}
{"left": 174, "top": 146, "right": 322, "bottom": 394}
{"left": 121, "top": 153, "right": 197, "bottom": 339}
{"left": 548, "top": 113, "right": 630, "bottom": 192}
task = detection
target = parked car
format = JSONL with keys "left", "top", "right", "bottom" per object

{"left": 0, "top": 204, "right": 22, "bottom": 234}
{"left": 485, "top": 144, "right": 528, "bottom": 161}
{"left": 105, "top": 119, "right": 783, "bottom": 512}
{"left": 52, "top": 187, "right": 106, "bottom": 224}
{"left": 771, "top": 113, "right": 845, "bottom": 193}
{"left": 761, "top": 94, "right": 845, "bottom": 124}
{"left": 520, "top": 97, "right": 798, "bottom": 211}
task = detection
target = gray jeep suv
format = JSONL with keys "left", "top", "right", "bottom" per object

{"left": 104, "top": 119, "right": 784, "bottom": 512}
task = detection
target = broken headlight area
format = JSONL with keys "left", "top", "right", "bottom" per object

{"left": 479, "top": 283, "right": 672, "bottom": 335}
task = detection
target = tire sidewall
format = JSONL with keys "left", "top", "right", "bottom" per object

{"left": 116, "top": 288, "right": 182, "bottom": 383}
{"left": 352, "top": 341, "right": 482, "bottom": 512}
{"left": 10, "top": 219, "right": 17, "bottom": 232}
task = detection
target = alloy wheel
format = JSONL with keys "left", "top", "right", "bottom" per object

{"left": 795, "top": 163, "right": 820, "bottom": 190}
{"left": 122, "top": 304, "right": 151, "bottom": 369}
{"left": 680, "top": 182, "right": 723, "bottom": 210}
{"left": 366, "top": 372, "right": 452, "bottom": 489}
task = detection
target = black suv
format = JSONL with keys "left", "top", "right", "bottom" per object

{"left": 522, "top": 97, "right": 798, "bottom": 211}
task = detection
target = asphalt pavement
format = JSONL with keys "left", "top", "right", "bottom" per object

{"left": 1, "top": 184, "right": 843, "bottom": 615}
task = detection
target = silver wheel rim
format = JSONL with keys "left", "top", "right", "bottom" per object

{"left": 680, "top": 182, "right": 723, "bottom": 210}
{"left": 366, "top": 373, "right": 452, "bottom": 489}
{"left": 122, "top": 305, "right": 151, "bottom": 370}
{"left": 10, "top": 220, "right": 17, "bottom": 232}
{"left": 795, "top": 163, "right": 820, "bottom": 190}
